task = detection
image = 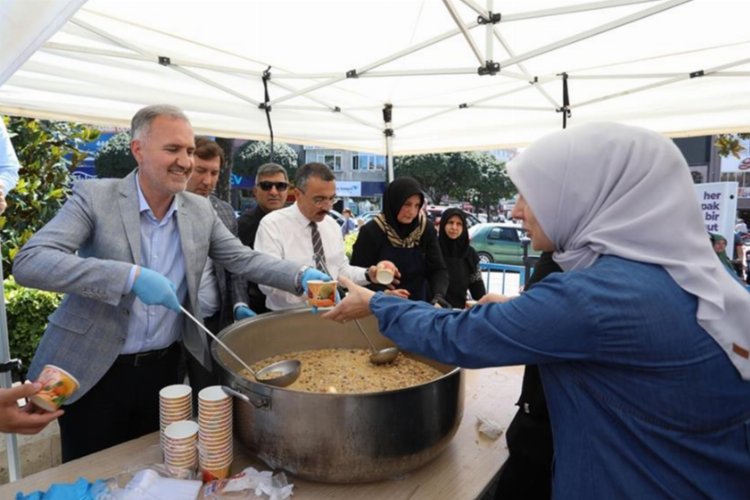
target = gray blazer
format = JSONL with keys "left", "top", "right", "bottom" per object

{"left": 13, "top": 172, "right": 301, "bottom": 403}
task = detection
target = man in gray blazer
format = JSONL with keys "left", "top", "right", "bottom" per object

{"left": 13, "top": 104, "right": 328, "bottom": 461}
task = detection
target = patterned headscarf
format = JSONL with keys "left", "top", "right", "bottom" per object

{"left": 507, "top": 122, "right": 750, "bottom": 380}
{"left": 374, "top": 177, "right": 427, "bottom": 248}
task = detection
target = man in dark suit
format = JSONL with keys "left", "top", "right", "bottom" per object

{"left": 13, "top": 105, "right": 328, "bottom": 461}
{"left": 492, "top": 252, "right": 561, "bottom": 500}
{"left": 184, "top": 137, "right": 253, "bottom": 397}
{"left": 236, "top": 163, "right": 289, "bottom": 313}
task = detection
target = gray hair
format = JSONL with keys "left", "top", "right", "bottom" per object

{"left": 255, "top": 163, "right": 288, "bottom": 183}
{"left": 295, "top": 162, "right": 335, "bottom": 191}
{"left": 131, "top": 104, "right": 190, "bottom": 140}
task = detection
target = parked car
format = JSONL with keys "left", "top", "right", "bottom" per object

{"left": 356, "top": 210, "right": 381, "bottom": 225}
{"left": 327, "top": 209, "right": 345, "bottom": 227}
{"left": 468, "top": 222, "right": 539, "bottom": 265}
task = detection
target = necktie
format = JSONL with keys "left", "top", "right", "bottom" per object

{"left": 310, "top": 222, "right": 327, "bottom": 272}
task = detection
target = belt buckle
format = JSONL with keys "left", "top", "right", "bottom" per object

{"left": 132, "top": 352, "right": 150, "bottom": 367}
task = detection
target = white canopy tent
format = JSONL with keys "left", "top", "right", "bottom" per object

{"left": 1, "top": 0, "right": 749, "bottom": 160}
{"left": 1, "top": 0, "right": 749, "bottom": 481}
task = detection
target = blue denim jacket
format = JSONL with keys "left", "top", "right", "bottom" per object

{"left": 373, "top": 255, "right": 750, "bottom": 499}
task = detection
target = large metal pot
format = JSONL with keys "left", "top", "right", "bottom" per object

{"left": 211, "top": 309, "right": 463, "bottom": 483}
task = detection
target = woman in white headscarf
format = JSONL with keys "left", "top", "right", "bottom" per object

{"left": 323, "top": 123, "right": 750, "bottom": 499}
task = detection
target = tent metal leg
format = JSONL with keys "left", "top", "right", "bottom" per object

{"left": 0, "top": 255, "right": 22, "bottom": 481}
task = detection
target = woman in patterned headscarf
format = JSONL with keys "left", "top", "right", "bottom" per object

{"left": 350, "top": 176, "right": 449, "bottom": 306}
{"left": 326, "top": 123, "right": 750, "bottom": 499}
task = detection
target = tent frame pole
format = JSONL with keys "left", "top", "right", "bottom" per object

{"left": 500, "top": 0, "right": 690, "bottom": 69}
{"left": 442, "top": 0, "right": 484, "bottom": 65}
{"left": 383, "top": 104, "right": 394, "bottom": 184}
{"left": 0, "top": 256, "right": 21, "bottom": 481}
{"left": 575, "top": 55, "right": 750, "bottom": 108}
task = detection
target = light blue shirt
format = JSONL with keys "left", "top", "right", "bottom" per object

{"left": 121, "top": 174, "right": 187, "bottom": 354}
{"left": 0, "top": 119, "right": 21, "bottom": 193}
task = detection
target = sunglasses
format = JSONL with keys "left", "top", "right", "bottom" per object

{"left": 257, "top": 181, "right": 289, "bottom": 191}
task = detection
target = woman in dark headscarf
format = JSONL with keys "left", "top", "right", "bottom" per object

{"left": 438, "top": 208, "right": 486, "bottom": 308}
{"left": 710, "top": 233, "right": 737, "bottom": 275}
{"left": 350, "top": 177, "right": 449, "bottom": 305}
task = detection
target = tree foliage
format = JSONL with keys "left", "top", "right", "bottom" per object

{"left": 468, "top": 159, "right": 514, "bottom": 215}
{"left": 394, "top": 151, "right": 512, "bottom": 210}
{"left": 94, "top": 131, "right": 137, "bottom": 178}
{"left": 714, "top": 133, "right": 750, "bottom": 158}
{"left": 232, "top": 141, "right": 298, "bottom": 180}
{"left": 4, "top": 276, "right": 61, "bottom": 379}
{"left": 1, "top": 116, "right": 99, "bottom": 272}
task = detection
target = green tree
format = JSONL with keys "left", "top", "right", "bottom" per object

{"left": 233, "top": 141, "right": 298, "bottom": 180}
{"left": 715, "top": 133, "right": 750, "bottom": 158}
{"left": 3, "top": 276, "right": 61, "bottom": 379}
{"left": 467, "top": 157, "right": 514, "bottom": 215}
{"left": 95, "top": 131, "right": 136, "bottom": 178}
{"left": 215, "top": 137, "right": 234, "bottom": 202}
{"left": 1, "top": 116, "right": 99, "bottom": 272}
{"left": 396, "top": 151, "right": 501, "bottom": 204}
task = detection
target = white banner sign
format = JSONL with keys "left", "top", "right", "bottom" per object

{"left": 694, "top": 181, "right": 738, "bottom": 258}
{"left": 336, "top": 181, "right": 361, "bottom": 197}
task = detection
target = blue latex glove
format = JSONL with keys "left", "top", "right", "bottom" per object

{"left": 300, "top": 268, "right": 332, "bottom": 294}
{"left": 16, "top": 477, "right": 108, "bottom": 500}
{"left": 234, "top": 305, "right": 257, "bottom": 321}
{"left": 131, "top": 267, "right": 181, "bottom": 312}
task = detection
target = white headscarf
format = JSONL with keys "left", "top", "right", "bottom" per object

{"left": 507, "top": 122, "right": 750, "bottom": 380}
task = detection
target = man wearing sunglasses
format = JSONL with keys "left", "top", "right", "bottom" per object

{"left": 237, "top": 163, "right": 290, "bottom": 313}
{"left": 256, "top": 162, "right": 379, "bottom": 310}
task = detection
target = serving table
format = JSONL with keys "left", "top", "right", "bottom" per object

{"left": 0, "top": 366, "right": 523, "bottom": 499}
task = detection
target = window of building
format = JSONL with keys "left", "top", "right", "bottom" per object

{"left": 324, "top": 154, "right": 342, "bottom": 171}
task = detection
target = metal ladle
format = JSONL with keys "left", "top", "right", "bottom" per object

{"left": 180, "top": 306, "right": 300, "bottom": 387}
{"left": 353, "top": 319, "right": 399, "bottom": 364}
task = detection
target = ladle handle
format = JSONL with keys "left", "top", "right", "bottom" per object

{"left": 180, "top": 306, "right": 256, "bottom": 375}
{"left": 353, "top": 319, "right": 378, "bottom": 353}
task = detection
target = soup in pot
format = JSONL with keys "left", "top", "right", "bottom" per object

{"left": 241, "top": 348, "right": 443, "bottom": 394}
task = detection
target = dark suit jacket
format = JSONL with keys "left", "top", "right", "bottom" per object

{"left": 208, "top": 195, "right": 248, "bottom": 329}
{"left": 237, "top": 206, "right": 271, "bottom": 313}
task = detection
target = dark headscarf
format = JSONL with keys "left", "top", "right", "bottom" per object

{"left": 709, "top": 233, "right": 734, "bottom": 271}
{"left": 382, "top": 177, "right": 425, "bottom": 239}
{"left": 438, "top": 208, "right": 469, "bottom": 259}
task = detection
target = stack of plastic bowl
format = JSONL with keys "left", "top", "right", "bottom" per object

{"left": 162, "top": 420, "right": 199, "bottom": 474}
{"left": 197, "top": 385, "right": 233, "bottom": 481}
{"left": 159, "top": 384, "right": 193, "bottom": 448}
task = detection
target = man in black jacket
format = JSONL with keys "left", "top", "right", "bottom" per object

{"left": 185, "top": 137, "right": 250, "bottom": 397}
{"left": 236, "top": 163, "right": 289, "bottom": 313}
{"left": 493, "top": 252, "right": 560, "bottom": 500}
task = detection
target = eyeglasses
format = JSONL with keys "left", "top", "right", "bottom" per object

{"left": 257, "top": 181, "right": 289, "bottom": 191}
{"left": 297, "top": 188, "right": 339, "bottom": 207}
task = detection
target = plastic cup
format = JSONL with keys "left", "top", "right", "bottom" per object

{"left": 306, "top": 280, "right": 338, "bottom": 308}
{"left": 30, "top": 365, "right": 80, "bottom": 412}
{"left": 375, "top": 260, "right": 397, "bottom": 285}
{"left": 201, "top": 464, "right": 231, "bottom": 482}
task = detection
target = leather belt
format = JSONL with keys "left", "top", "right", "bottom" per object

{"left": 115, "top": 343, "right": 178, "bottom": 367}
